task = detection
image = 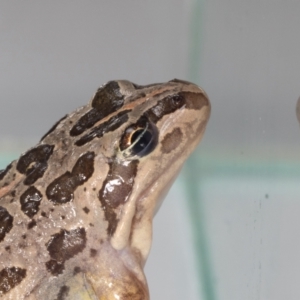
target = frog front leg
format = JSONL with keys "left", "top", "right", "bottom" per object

{"left": 84, "top": 242, "right": 150, "bottom": 300}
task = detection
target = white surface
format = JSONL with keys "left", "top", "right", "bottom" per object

{"left": 146, "top": 179, "right": 200, "bottom": 300}
{"left": 202, "top": 174, "right": 300, "bottom": 300}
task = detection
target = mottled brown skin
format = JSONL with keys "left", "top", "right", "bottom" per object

{"left": 0, "top": 79, "right": 210, "bottom": 299}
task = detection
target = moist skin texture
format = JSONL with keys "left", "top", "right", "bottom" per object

{"left": 0, "top": 79, "right": 210, "bottom": 299}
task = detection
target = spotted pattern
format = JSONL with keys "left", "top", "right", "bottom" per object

{"left": 75, "top": 110, "right": 130, "bottom": 146}
{"left": 145, "top": 94, "right": 186, "bottom": 123}
{"left": 82, "top": 207, "right": 90, "bottom": 214}
{"left": 144, "top": 90, "right": 207, "bottom": 126}
{"left": 0, "top": 267, "right": 26, "bottom": 295}
{"left": 90, "top": 248, "right": 97, "bottom": 257}
{"left": 20, "top": 186, "right": 42, "bottom": 218}
{"left": 55, "top": 285, "right": 70, "bottom": 300}
{"left": 180, "top": 92, "right": 210, "bottom": 110}
{"left": 45, "top": 227, "right": 86, "bottom": 276}
{"left": 0, "top": 80, "right": 209, "bottom": 298}
{"left": 0, "top": 163, "right": 12, "bottom": 181}
{"left": 161, "top": 127, "right": 183, "bottom": 154}
{"left": 16, "top": 145, "right": 54, "bottom": 185}
{"left": 27, "top": 220, "right": 37, "bottom": 229}
{"left": 0, "top": 207, "right": 13, "bottom": 242}
{"left": 183, "top": 91, "right": 209, "bottom": 110}
{"left": 46, "top": 152, "right": 95, "bottom": 205}
{"left": 70, "top": 81, "right": 125, "bottom": 136}
{"left": 99, "top": 160, "right": 138, "bottom": 236}
{"left": 73, "top": 266, "right": 81, "bottom": 275}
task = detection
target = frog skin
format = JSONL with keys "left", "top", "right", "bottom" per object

{"left": 0, "top": 79, "right": 210, "bottom": 299}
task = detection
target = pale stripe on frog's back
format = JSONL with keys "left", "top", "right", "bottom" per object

{"left": 0, "top": 79, "right": 210, "bottom": 299}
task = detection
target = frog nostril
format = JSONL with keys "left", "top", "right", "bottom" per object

{"left": 171, "top": 94, "right": 185, "bottom": 108}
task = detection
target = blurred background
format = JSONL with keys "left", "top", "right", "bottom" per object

{"left": 1, "top": 1, "right": 300, "bottom": 299}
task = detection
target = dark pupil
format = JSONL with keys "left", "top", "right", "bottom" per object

{"left": 131, "top": 130, "right": 152, "bottom": 153}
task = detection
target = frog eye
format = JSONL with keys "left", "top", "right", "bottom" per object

{"left": 119, "top": 116, "right": 158, "bottom": 158}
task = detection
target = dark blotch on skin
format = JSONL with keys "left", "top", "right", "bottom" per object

{"left": 0, "top": 163, "right": 12, "bottom": 181}
{"left": 40, "top": 115, "right": 68, "bottom": 141}
{"left": 55, "top": 285, "right": 70, "bottom": 300}
{"left": 73, "top": 266, "right": 81, "bottom": 275}
{"left": 0, "top": 206, "right": 13, "bottom": 242}
{"left": 101, "top": 209, "right": 117, "bottom": 236}
{"left": 75, "top": 110, "right": 130, "bottom": 146}
{"left": 70, "top": 81, "right": 125, "bottom": 136}
{"left": 18, "top": 242, "right": 26, "bottom": 249}
{"left": 161, "top": 127, "right": 183, "bottom": 154}
{"left": 45, "top": 261, "right": 64, "bottom": 276}
{"left": 181, "top": 91, "right": 209, "bottom": 110}
{"left": 27, "top": 219, "right": 37, "bottom": 229}
{"left": 45, "top": 227, "right": 86, "bottom": 276}
{"left": 83, "top": 207, "right": 90, "bottom": 214}
{"left": 90, "top": 249, "right": 97, "bottom": 257}
{"left": 20, "top": 186, "right": 43, "bottom": 218}
{"left": 145, "top": 94, "right": 186, "bottom": 123}
{"left": 0, "top": 267, "right": 26, "bottom": 295}
{"left": 98, "top": 160, "right": 139, "bottom": 236}
{"left": 145, "top": 90, "right": 208, "bottom": 124}
{"left": 46, "top": 152, "right": 95, "bottom": 204}
{"left": 100, "top": 160, "right": 139, "bottom": 209}
{"left": 46, "top": 172, "right": 73, "bottom": 204}
{"left": 16, "top": 144, "right": 54, "bottom": 185}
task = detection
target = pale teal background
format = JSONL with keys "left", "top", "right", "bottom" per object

{"left": 1, "top": 1, "right": 300, "bottom": 300}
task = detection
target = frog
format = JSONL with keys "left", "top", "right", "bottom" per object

{"left": 0, "top": 79, "right": 210, "bottom": 299}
